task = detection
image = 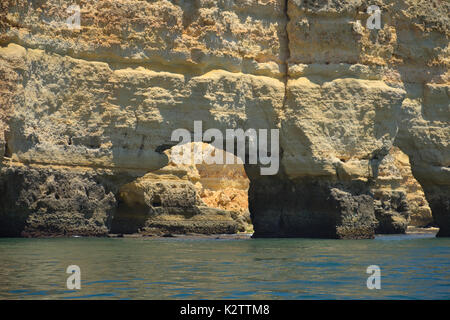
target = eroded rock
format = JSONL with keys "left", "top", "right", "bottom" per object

{"left": 248, "top": 173, "right": 377, "bottom": 239}
{"left": 0, "top": 165, "right": 117, "bottom": 237}
{"left": 111, "top": 171, "right": 245, "bottom": 235}
{"left": 0, "top": 0, "right": 448, "bottom": 238}
{"left": 374, "top": 147, "right": 433, "bottom": 229}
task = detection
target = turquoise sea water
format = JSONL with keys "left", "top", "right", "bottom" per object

{"left": 0, "top": 233, "right": 449, "bottom": 300}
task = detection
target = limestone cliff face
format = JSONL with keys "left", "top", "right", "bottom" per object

{"left": 375, "top": 147, "right": 433, "bottom": 230}
{"left": 0, "top": 0, "right": 448, "bottom": 238}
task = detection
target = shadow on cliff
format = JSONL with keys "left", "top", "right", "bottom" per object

{"left": 393, "top": 64, "right": 449, "bottom": 237}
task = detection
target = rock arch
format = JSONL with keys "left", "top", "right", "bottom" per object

{"left": 110, "top": 142, "right": 252, "bottom": 236}
{"left": 0, "top": 0, "right": 448, "bottom": 238}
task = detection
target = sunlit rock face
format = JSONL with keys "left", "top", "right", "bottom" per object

{"left": 110, "top": 143, "right": 250, "bottom": 235}
{"left": 277, "top": 0, "right": 449, "bottom": 237}
{"left": 0, "top": 0, "right": 448, "bottom": 238}
{"left": 374, "top": 147, "right": 433, "bottom": 231}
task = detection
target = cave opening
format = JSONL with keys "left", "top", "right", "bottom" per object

{"left": 171, "top": 141, "right": 253, "bottom": 233}
{"left": 110, "top": 141, "right": 253, "bottom": 235}
{"left": 374, "top": 146, "right": 436, "bottom": 233}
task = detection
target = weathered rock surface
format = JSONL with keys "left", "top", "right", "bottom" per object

{"left": 0, "top": 164, "right": 117, "bottom": 237}
{"left": 279, "top": 0, "right": 449, "bottom": 237}
{"left": 375, "top": 147, "right": 433, "bottom": 229}
{"left": 373, "top": 190, "right": 409, "bottom": 234}
{"left": 191, "top": 143, "right": 251, "bottom": 231}
{"left": 248, "top": 173, "right": 377, "bottom": 238}
{"left": 111, "top": 165, "right": 246, "bottom": 235}
{"left": 160, "top": 142, "right": 250, "bottom": 215}
{"left": 0, "top": 0, "right": 448, "bottom": 238}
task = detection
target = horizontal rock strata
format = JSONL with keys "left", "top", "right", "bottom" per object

{"left": 0, "top": 0, "right": 448, "bottom": 238}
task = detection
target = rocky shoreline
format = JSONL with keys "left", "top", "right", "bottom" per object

{"left": 0, "top": 0, "right": 448, "bottom": 239}
{"left": 13, "top": 227, "right": 438, "bottom": 240}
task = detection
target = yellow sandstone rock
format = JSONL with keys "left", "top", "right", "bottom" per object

{"left": 0, "top": 0, "right": 448, "bottom": 237}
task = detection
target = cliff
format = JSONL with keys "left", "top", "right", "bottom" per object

{"left": 0, "top": 0, "right": 448, "bottom": 238}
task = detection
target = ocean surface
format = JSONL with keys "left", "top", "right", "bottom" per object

{"left": 0, "top": 233, "right": 449, "bottom": 300}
